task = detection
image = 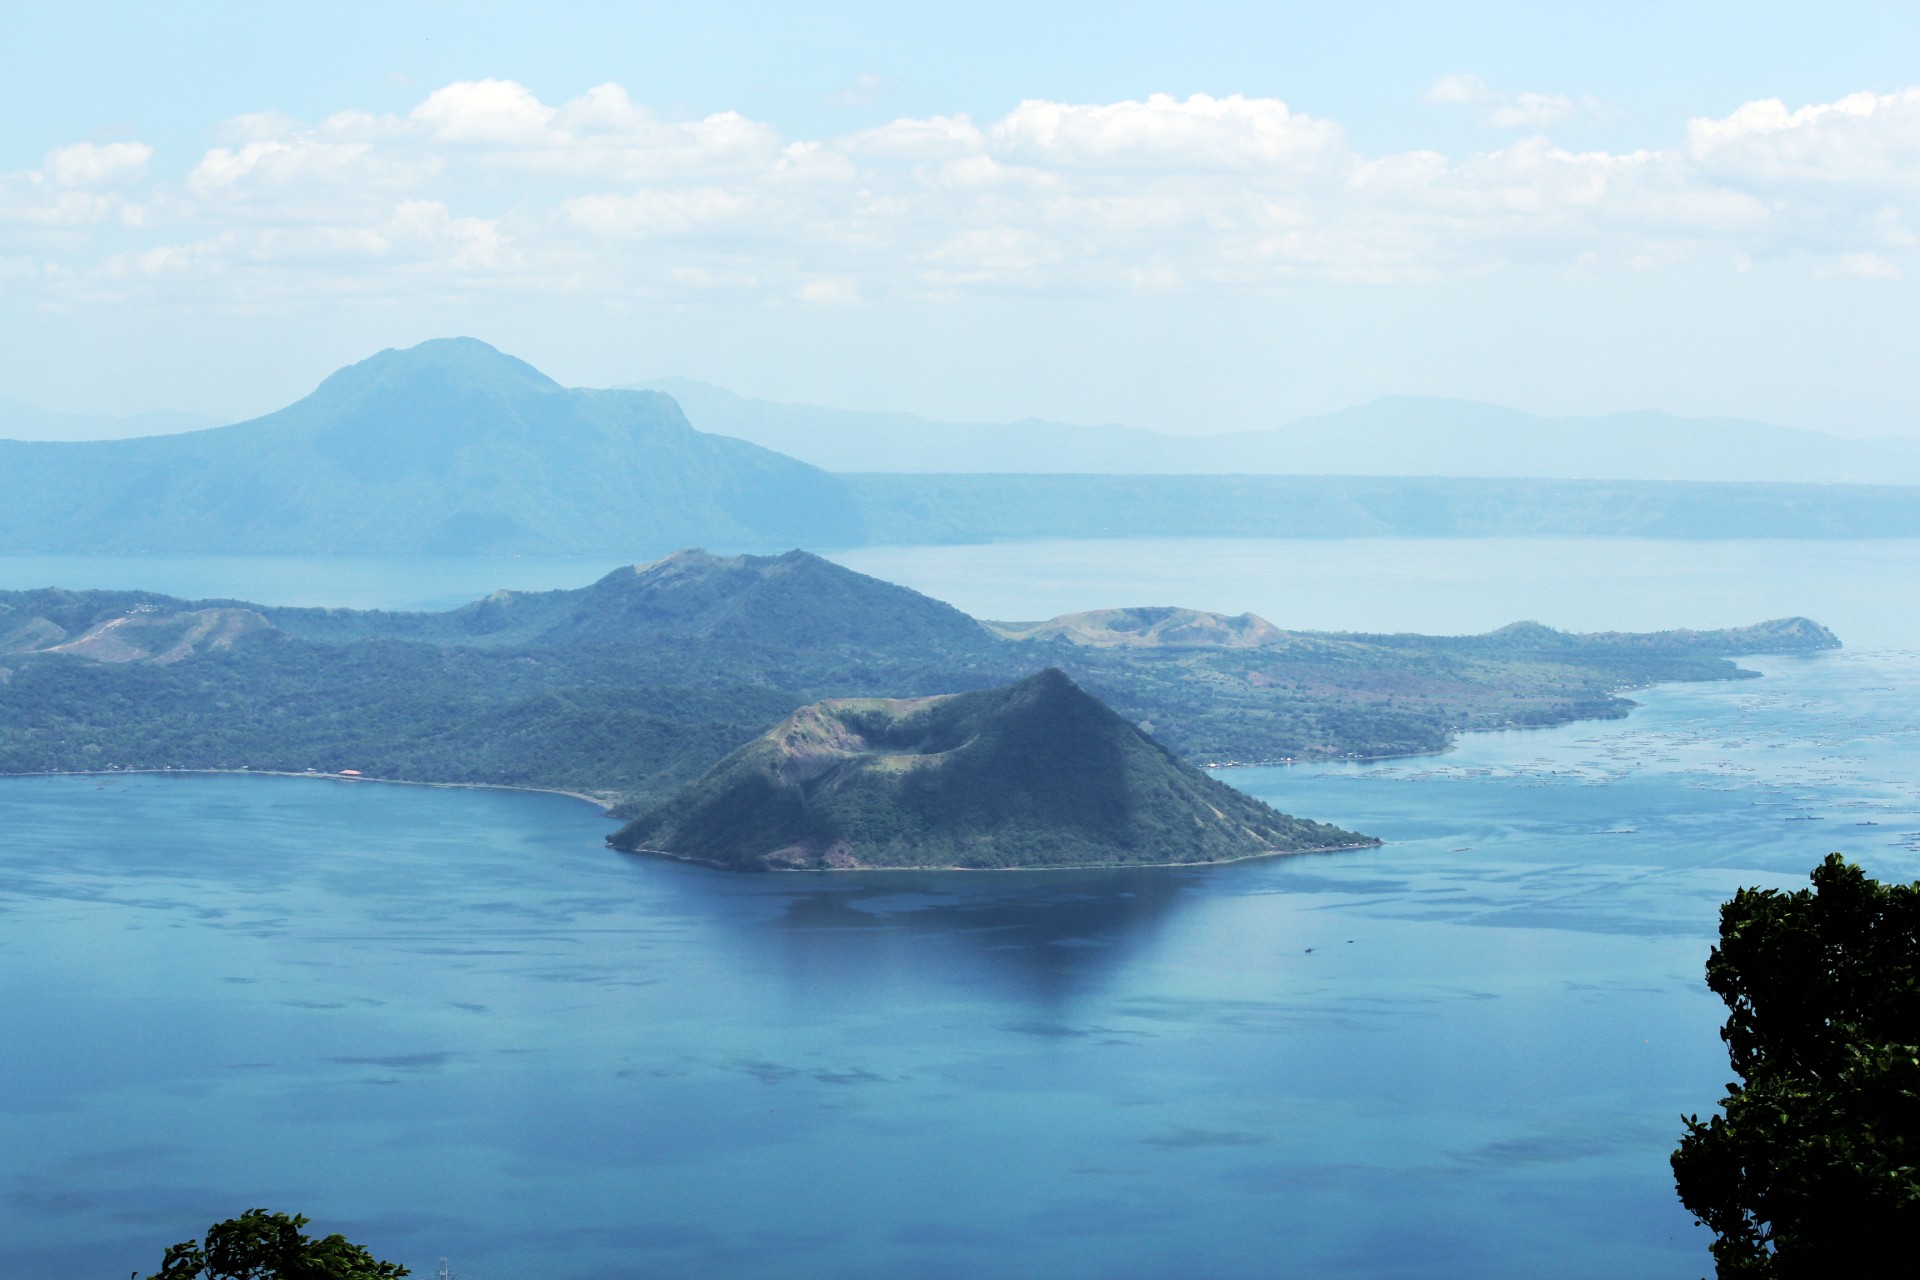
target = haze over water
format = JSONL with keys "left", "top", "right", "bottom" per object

{"left": 3, "top": 538, "right": 1916, "bottom": 1278}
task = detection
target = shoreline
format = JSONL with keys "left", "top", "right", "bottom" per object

{"left": 1, "top": 767, "right": 619, "bottom": 813}
{"left": 613, "top": 838, "right": 1383, "bottom": 875}
{"left": 7, "top": 766, "right": 1381, "bottom": 873}
{"left": 1195, "top": 658, "right": 1795, "bottom": 769}
{"left": 3, "top": 653, "right": 1830, "bottom": 863}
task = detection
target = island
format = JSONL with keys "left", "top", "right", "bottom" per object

{"left": 0, "top": 548, "right": 1842, "bottom": 869}
{"left": 612, "top": 669, "right": 1371, "bottom": 870}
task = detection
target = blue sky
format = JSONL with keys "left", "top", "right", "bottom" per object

{"left": 5, "top": 0, "right": 1920, "bottom": 436}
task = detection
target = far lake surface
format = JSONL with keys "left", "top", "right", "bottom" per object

{"left": 3, "top": 538, "right": 1917, "bottom": 1278}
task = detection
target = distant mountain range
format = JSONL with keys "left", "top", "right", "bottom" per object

{"left": 3, "top": 338, "right": 1919, "bottom": 557}
{"left": 841, "top": 473, "right": 1920, "bottom": 541}
{"left": 0, "top": 339, "right": 859, "bottom": 555}
{"left": 12, "top": 361, "right": 1908, "bottom": 487}
{"left": 0, "top": 398, "right": 219, "bottom": 442}
{"left": 640, "top": 377, "right": 1920, "bottom": 485}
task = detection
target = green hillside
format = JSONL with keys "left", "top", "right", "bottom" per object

{"left": 612, "top": 670, "right": 1372, "bottom": 870}
{"left": 258, "top": 548, "right": 999, "bottom": 657}
{"left": 0, "top": 551, "right": 1841, "bottom": 815}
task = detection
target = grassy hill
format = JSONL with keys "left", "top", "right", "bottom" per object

{"left": 258, "top": 549, "right": 999, "bottom": 657}
{"left": 611, "top": 670, "right": 1372, "bottom": 870}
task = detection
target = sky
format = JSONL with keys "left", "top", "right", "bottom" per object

{"left": 4, "top": 0, "right": 1920, "bottom": 437}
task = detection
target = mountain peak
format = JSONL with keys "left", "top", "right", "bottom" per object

{"left": 610, "top": 669, "right": 1373, "bottom": 871}
{"left": 557, "top": 548, "right": 993, "bottom": 653}
{"left": 308, "top": 336, "right": 561, "bottom": 406}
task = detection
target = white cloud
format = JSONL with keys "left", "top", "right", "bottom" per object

{"left": 1687, "top": 88, "right": 1920, "bottom": 184}
{"left": 0, "top": 187, "right": 123, "bottom": 228}
{"left": 564, "top": 187, "right": 755, "bottom": 237}
{"left": 1426, "top": 73, "right": 1491, "bottom": 107}
{"left": 405, "top": 80, "right": 783, "bottom": 179}
{"left": 797, "top": 275, "right": 860, "bottom": 303}
{"left": 1837, "top": 251, "right": 1900, "bottom": 279}
{"left": 772, "top": 142, "right": 857, "bottom": 184}
{"left": 990, "top": 93, "right": 1344, "bottom": 172}
{"left": 44, "top": 142, "right": 152, "bottom": 189}
{"left": 12, "top": 81, "right": 1920, "bottom": 305}
{"left": 842, "top": 114, "right": 985, "bottom": 159}
{"left": 385, "top": 199, "right": 508, "bottom": 269}
{"left": 825, "top": 72, "right": 888, "bottom": 109}
{"left": 1488, "top": 92, "right": 1578, "bottom": 131}
{"left": 411, "top": 78, "right": 558, "bottom": 145}
{"left": 1428, "top": 73, "right": 1597, "bottom": 132}
{"left": 188, "top": 138, "right": 385, "bottom": 195}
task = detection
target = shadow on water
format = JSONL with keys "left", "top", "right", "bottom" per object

{"left": 625, "top": 858, "right": 1210, "bottom": 1009}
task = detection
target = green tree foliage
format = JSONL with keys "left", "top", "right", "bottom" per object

{"left": 142, "top": 1210, "right": 407, "bottom": 1280}
{"left": 1673, "top": 855, "right": 1920, "bottom": 1277}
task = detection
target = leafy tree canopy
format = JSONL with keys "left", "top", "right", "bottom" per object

{"left": 142, "top": 1209, "right": 408, "bottom": 1280}
{"left": 1673, "top": 854, "right": 1920, "bottom": 1278}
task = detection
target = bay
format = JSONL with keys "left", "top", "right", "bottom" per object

{"left": 2, "top": 537, "right": 1917, "bottom": 1277}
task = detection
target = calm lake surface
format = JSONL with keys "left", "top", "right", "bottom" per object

{"left": 3, "top": 539, "right": 1917, "bottom": 1278}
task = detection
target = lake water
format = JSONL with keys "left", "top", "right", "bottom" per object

{"left": 3, "top": 539, "right": 1918, "bottom": 1278}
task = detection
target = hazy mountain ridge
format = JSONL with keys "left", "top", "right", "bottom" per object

{"left": 637, "top": 377, "right": 1177, "bottom": 473}
{"left": 2, "top": 341, "right": 1918, "bottom": 557}
{"left": 611, "top": 669, "right": 1373, "bottom": 870}
{"left": 639, "top": 378, "right": 1920, "bottom": 484}
{"left": 0, "top": 339, "right": 861, "bottom": 555}
{"left": 0, "top": 397, "right": 220, "bottom": 442}
{"left": 989, "top": 609, "right": 1838, "bottom": 656}
{"left": 843, "top": 473, "right": 1920, "bottom": 542}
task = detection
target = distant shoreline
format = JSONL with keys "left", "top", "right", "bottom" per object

{"left": 1, "top": 767, "right": 619, "bottom": 813}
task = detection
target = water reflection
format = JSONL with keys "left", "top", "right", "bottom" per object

{"left": 12, "top": 642, "right": 1920, "bottom": 1279}
{"left": 752, "top": 871, "right": 1202, "bottom": 1007}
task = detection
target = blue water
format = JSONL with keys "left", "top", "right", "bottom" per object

{"left": 3, "top": 540, "right": 1918, "bottom": 1278}
{"left": 832, "top": 536, "right": 1920, "bottom": 650}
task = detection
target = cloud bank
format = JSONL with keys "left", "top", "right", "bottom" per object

{"left": 4, "top": 79, "right": 1918, "bottom": 306}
